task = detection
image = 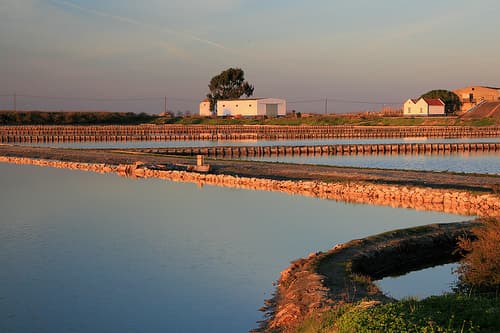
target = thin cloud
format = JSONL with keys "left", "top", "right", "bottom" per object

{"left": 49, "top": 0, "right": 226, "bottom": 50}
{"left": 374, "top": 10, "right": 467, "bottom": 45}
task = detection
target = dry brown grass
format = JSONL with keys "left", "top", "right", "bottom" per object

{"left": 456, "top": 217, "right": 500, "bottom": 290}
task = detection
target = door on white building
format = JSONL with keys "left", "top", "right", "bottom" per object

{"left": 265, "top": 104, "right": 278, "bottom": 117}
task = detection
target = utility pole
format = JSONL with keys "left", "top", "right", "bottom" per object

{"left": 324, "top": 97, "right": 328, "bottom": 115}
{"left": 164, "top": 96, "right": 167, "bottom": 114}
{"left": 13, "top": 93, "right": 16, "bottom": 112}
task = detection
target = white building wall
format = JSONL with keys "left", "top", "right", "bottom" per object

{"left": 256, "top": 98, "right": 287, "bottom": 116}
{"left": 199, "top": 101, "right": 212, "bottom": 116}
{"left": 216, "top": 100, "right": 259, "bottom": 116}
{"left": 414, "top": 99, "right": 429, "bottom": 116}
{"left": 404, "top": 99, "right": 428, "bottom": 116}
{"left": 216, "top": 98, "right": 286, "bottom": 117}
{"left": 428, "top": 105, "right": 445, "bottom": 115}
{"left": 403, "top": 99, "right": 416, "bottom": 116}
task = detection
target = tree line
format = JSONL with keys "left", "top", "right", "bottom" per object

{"left": 0, "top": 111, "right": 157, "bottom": 125}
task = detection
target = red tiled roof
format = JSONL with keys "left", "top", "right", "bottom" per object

{"left": 423, "top": 98, "right": 445, "bottom": 106}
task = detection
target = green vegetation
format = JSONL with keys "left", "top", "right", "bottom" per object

{"left": 1, "top": 111, "right": 499, "bottom": 126}
{"left": 206, "top": 67, "right": 254, "bottom": 112}
{"left": 296, "top": 218, "right": 500, "bottom": 332}
{"left": 297, "top": 294, "right": 500, "bottom": 333}
{"left": 460, "top": 118, "right": 499, "bottom": 126}
{"left": 155, "top": 115, "right": 500, "bottom": 126}
{"left": 420, "top": 90, "right": 462, "bottom": 115}
{"left": 0, "top": 111, "right": 156, "bottom": 125}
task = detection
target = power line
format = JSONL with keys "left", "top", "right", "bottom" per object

{"left": 287, "top": 98, "right": 401, "bottom": 105}
{"left": 0, "top": 93, "right": 199, "bottom": 103}
{"left": 287, "top": 99, "right": 324, "bottom": 104}
{"left": 1, "top": 92, "right": 402, "bottom": 104}
{"left": 21, "top": 95, "right": 159, "bottom": 102}
{"left": 326, "top": 97, "right": 401, "bottom": 105}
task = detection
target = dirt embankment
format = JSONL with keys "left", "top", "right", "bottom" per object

{"left": 0, "top": 145, "right": 498, "bottom": 193}
{"left": 0, "top": 145, "right": 499, "bottom": 217}
{"left": 253, "top": 222, "right": 476, "bottom": 333}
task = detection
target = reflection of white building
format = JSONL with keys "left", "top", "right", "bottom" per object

{"left": 216, "top": 98, "right": 286, "bottom": 117}
{"left": 199, "top": 98, "right": 212, "bottom": 116}
{"left": 403, "top": 98, "right": 445, "bottom": 116}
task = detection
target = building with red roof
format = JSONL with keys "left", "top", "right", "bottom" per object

{"left": 403, "top": 98, "right": 445, "bottom": 116}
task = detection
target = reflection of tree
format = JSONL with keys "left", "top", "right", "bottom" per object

{"left": 456, "top": 217, "right": 500, "bottom": 293}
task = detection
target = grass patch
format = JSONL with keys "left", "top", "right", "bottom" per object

{"left": 154, "top": 115, "right": 500, "bottom": 127}
{"left": 3, "top": 111, "right": 499, "bottom": 126}
{"left": 455, "top": 118, "right": 500, "bottom": 126}
{"left": 297, "top": 294, "right": 500, "bottom": 333}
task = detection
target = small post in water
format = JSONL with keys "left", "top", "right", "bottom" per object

{"left": 196, "top": 154, "right": 204, "bottom": 167}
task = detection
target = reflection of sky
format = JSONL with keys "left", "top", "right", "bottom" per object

{"left": 246, "top": 151, "right": 500, "bottom": 175}
{"left": 0, "top": 163, "right": 466, "bottom": 333}
{"left": 377, "top": 263, "right": 459, "bottom": 300}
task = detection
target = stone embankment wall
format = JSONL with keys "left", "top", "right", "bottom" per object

{"left": 0, "top": 156, "right": 118, "bottom": 173}
{"left": 135, "top": 142, "right": 500, "bottom": 157}
{"left": 1, "top": 156, "right": 498, "bottom": 217}
{"left": 0, "top": 125, "right": 499, "bottom": 142}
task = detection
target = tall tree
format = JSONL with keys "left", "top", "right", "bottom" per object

{"left": 420, "top": 90, "right": 461, "bottom": 115}
{"left": 206, "top": 68, "right": 254, "bottom": 111}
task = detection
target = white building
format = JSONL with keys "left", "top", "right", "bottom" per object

{"left": 199, "top": 98, "right": 212, "bottom": 116}
{"left": 403, "top": 98, "right": 445, "bottom": 116}
{"left": 216, "top": 98, "right": 286, "bottom": 117}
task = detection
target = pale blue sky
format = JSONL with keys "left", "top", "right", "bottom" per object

{"left": 1, "top": 0, "right": 499, "bottom": 113}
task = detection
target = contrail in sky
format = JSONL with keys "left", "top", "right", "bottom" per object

{"left": 49, "top": 0, "right": 226, "bottom": 50}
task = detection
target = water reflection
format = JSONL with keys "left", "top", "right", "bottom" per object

{"left": 0, "top": 163, "right": 466, "bottom": 332}
{"left": 377, "top": 263, "right": 459, "bottom": 300}
{"left": 243, "top": 151, "right": 500, "bottom": 175}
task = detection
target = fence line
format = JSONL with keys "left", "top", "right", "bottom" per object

{"left": 0, "top": 125, "right": 499, "bottom": 143}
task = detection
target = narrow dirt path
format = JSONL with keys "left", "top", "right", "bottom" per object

{"left": 0, "top": 145, "right": 498, "bottom": 193}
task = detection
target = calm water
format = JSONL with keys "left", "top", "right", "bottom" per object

{"left": 243, "top": 151, "right": 500, "bottom": 174}
{"left": 21, "top": 138, "right": 500, "bottom": 174}
{"left": 377, "top": 263, "right": 458, "bottom": 300}
{"left": 0, "top": 163, "right": 466, "bottom": 332}
{"left": 20, "top": 137, "right": 500, "bottom": 149}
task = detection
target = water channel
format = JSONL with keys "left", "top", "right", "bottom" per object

{"left": 0, "top": 163, "right": 467, "bottom": 332}
{"left": 243, "top": 151, "right": 500, "bottom": 175}
{"left": 20, "top": 138, "right": 500, "bottom": 174}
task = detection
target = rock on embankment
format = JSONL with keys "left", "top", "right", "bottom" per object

{"left": 0, "top": 156, "right": 498, "bottom": 217}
